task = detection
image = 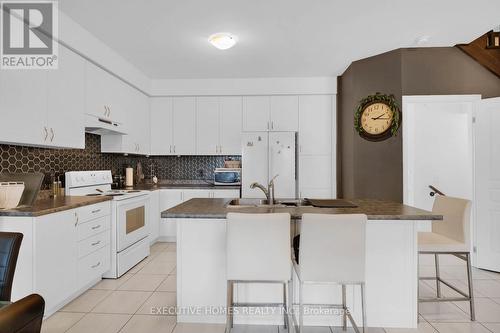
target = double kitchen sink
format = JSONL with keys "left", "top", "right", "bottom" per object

{"left": 226, "top": 198, "right": 311, "bottom": 208}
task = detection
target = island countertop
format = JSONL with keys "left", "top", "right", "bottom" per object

{"left": 161, "top": 198, "right": 442, "bottom": 220}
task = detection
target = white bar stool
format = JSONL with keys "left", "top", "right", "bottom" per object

{"left": 225, "top": 212, "right": 291, "bottom": 332}
{"left": 292, "top": 213, "right": 367, "bottom": 333}
{"left": 418, "top": 195, "right": 475, "bottom": 320}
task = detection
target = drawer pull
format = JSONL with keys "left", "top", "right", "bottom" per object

{"left": 91, "top": 240, "right": 101, "bottom": 246}
{"left": 91, "top": 209, "right": 101, "bottom": 214}
{"left": 91, "top": 225, "right": 101, "bottom": 230}
{"left": 91, "top": 262, "right": 101, "bottom": 269}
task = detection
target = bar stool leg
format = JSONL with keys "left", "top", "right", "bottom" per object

{"left": 361, "top": 283, "right": 366, "bottom": 333}
{"left": 299, "top": 282, "right": 304, "bottom": 333}
{"left": 342, "top": 284, "right": 347, "bottom": 331}
{"left": 435, "top": 253, "right": 442, "bottom": 298}
{"left": 283, "top": 282, "right": 288, "bottom": 330}
{"left": 226, "top": 281, "right": 234, "bottom": 333}
{"left": 466, "top": 253, "right": 476, "bottom": 321}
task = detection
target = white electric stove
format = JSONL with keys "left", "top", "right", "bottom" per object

{"left": 65, "top": 171, "right": 151, "bottom": 278}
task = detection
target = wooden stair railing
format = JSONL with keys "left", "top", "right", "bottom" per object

{"left": 456, "top": 31, "right": 500, "bottom": 78}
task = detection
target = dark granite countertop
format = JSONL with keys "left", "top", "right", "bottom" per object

{"left": 130, "top": 182, "right": 241, "bottom": 191}
{"left": 0, "top": 196, "right": 112, "bottom": 217}
{"left": 162, "top": 198, "right": 443, "bottom": 221}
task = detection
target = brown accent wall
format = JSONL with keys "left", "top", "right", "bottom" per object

{"left": 338, "top": 47, "right": 500, "bottom": 202}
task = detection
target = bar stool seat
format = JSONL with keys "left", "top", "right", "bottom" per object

{"left": 292, "top": 213, "right": 367, "bottom": 333}
{"left": 225, "top": 212, "right": 292, "bottom": 333}
{"left": 418, "top": 232, "right": 468, "bottom": 252}
{"left": 417, "top": 195, "right": 475, "bottom": 321}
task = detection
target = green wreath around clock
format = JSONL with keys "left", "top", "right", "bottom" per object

{"left": 354, "top": 93, "right": 401, "bottom": 141}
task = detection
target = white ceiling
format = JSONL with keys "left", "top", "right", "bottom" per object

{"left": 60, "top": 0, "right": 500, "bottom": 79}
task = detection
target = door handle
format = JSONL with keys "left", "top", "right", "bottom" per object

{"left": 74, "top": 212, "right": 79, "bottom": 226}
{"left": 271, "top": 121, "right": 274, "bottom": 130}
{"left": 169, "top": 145, "right": 172, "bottom": 153}
{"left": 91, "top": 240, "right": 101, "bottom": 246}
{"left": 50, "top": 128, "right": 54, "bottom": 142}
{"left": 91, "top": 224, "right": 101, "bottom": 230}
{"left": 43, "top": 127, "right": 48, "bottom": 141}
{"left": 91, "top": 262, "right": 101, "bottom": 268}
{"left": 91, "top": 209, "right": 101, "bottom": 214}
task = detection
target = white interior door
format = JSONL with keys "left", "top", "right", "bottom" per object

{"left": 474, "top": 97, "right": 500, "bottom": 272}
{"left": 403, "top": 95, "right": 479, "bottom": 240}
{"left": 403, "top": 96, "right": 478, "bottom": 210}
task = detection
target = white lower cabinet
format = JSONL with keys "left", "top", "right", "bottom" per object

{"left": 158, "top": 188, "right": 240, "bottom": 241}
{"left": 159, "top": 190, "right": 184, "bottom": 241}
{"left": 2, "top": 202, "right": 112, "bottom": 316}
{"left": 149, "top": 190, "right": 160, "bottom": 244}
{"left": 34, "top": 209, "right": 78, "bottom": 314}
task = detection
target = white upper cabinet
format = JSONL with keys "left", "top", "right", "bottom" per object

{"left": 172, "top": 97, "right": 196, "bottom": 155}
{"left": 195, "top": 96, "right": 242, "bottom": 155}
{"left": 85, "top": 62, "right": 117, "bottom": 121}
{"left": 242, "top": 96, "right": 270, "bottom": 132}
{"left": 47, "top": 45, "right": 85, "bottom": 149}
{"left": 0, "top": 69, "right": 48, "bottom": 146}
{"left": 220, "top": 97, "right": 242, "bottom": 155}
{"left": 150, "top": 98, "right": 173, "bottom": 155}
{"left": 270, "top": 96, "right": 298, "bottom": 131}
{"left": 196, "top": 97, "right": 220, "bottom": 155}
{"left": 0, "top": 44, "right": 85, "bottom": 149}
{"left": 243, "top": 96, "right": 298, "bottom": 132}
{"left": 298, "top": 95, "right": 333, "bottom": 155}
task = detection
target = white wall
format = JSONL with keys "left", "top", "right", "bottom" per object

{"left": 150, "top": 77, "right": 337, "bottom": 96}
{"left": 57, "top": 11, "right": 150, "bottom": 94}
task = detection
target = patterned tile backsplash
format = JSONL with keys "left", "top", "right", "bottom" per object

{"left": 0, "top": 134, "right": 240, "bottom": 189}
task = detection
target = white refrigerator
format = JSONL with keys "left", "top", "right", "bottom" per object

{"left": 241, "top": 132, "right": 297, "bottom": 199}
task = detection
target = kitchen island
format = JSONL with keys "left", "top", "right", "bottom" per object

{"left": 162, "top": 198, "right": 442, "bottom": 329}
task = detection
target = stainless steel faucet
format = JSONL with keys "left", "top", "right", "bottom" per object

{"left": 250, "top": 174, "right": 279, "bottom": 204}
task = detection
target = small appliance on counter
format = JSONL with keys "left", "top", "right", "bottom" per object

{"left": 214, "top": 168, "right": 241, "bottom": 185}
{"left": 112, "top": 174, "right": 125, "bottom": 189}
{"left": 0, "top": 182, "right": 25, "bottom": 209}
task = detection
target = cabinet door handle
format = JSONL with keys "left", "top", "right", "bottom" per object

{"left": 91, "top": 262, "right": 101, "bottom": 268}
{"left": 43, "top": 127, "right": 48, "bottom": 141}
{"left": 91, "top": 209, "right": 101, "bottom": 214}
{"left": 173, "top": 146, "right": 176, "bottom": 153}
{"left": 107, "top": 106, "right": 111, "bottom": 117}
{"left": 75, "top": 212, "right": 79, "bottom": 226}
{"left": 91, "top": 240, "right": 101, "bottom": 246}
{"left": 271, "top": 121, "right": 274, "bottom": 130}
{"left": 169, "top": 145, "right": 172, "bottom": 153}
{"left": 91, "top": 224, "right": 101, "bottom": 230}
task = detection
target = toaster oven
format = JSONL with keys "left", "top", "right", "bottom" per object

{"left": 214, "top": 168, "right": 241, "bottom": 185}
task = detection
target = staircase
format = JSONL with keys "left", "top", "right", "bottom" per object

{"left": 457, "top": 31, "right": 500, "bottom": 78}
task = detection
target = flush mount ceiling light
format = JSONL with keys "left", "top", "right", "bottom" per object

{"left": 208, "top": 32, "right": 238, "bottom": 50}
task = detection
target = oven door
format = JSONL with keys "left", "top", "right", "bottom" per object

{"left": 116, "top": 194, "right": 150, "bottom": 252}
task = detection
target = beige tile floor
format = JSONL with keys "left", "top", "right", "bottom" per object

{"left": 41, "top": 243, "right": 500, "bottom": 333}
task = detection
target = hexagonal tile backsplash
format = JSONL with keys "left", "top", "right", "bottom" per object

{"left": 0, "top": 134, "right": 240, "bottom": 189}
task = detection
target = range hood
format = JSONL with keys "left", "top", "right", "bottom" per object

{"left": 84, "top": 113, "right": 127, "bottom": 135}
